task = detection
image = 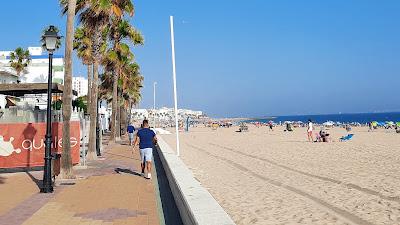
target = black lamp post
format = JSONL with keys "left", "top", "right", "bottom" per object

{"left": 41, "top": 26, "right": 60, "bottom": 193}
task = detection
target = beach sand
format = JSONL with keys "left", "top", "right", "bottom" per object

{"left": 161, "top": 125, "right": 400, "bottom": 225}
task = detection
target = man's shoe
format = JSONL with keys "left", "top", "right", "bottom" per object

{"left": 147, "top": 173, "right": 151, "bottom": 179}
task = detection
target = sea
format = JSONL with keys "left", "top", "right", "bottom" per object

{"left": 249, "top": 112, "right": 400, "bottom": 124}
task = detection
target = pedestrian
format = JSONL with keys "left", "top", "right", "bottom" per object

{"left": 269, "top": 121, "right": 273, "bottom": 131}
{"left": 307, "top": 119, "right": 313, "bottom": 142}
{"left": 127, "top": 123, "right": 135, "bottom": 146}
{"left": 133, "top": 119, "right": 157, "bottom": 179}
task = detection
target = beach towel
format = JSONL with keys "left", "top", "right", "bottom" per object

{"left": 340, "top": 134, "right": 354, "bottom": 141}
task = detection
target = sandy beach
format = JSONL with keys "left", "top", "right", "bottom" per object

{"left": 161, "top": 125, "right": 400, "bottom": 225}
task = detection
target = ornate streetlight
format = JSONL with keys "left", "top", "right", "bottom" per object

{"left": 41, "top": 25, "right": 61, "bottom": 193}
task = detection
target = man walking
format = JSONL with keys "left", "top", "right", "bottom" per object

{"left": 127, "top": 123, "right": 135, "bottom": 146}
{"left": 133, "top": 119, "right": 157, "bottom": 179}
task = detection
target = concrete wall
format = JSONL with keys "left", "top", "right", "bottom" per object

{"left": 0, "top": 108, "right": 82, "bottom": 124}
{"left": 156, "top": 137, "right": 235, "bottom": 225}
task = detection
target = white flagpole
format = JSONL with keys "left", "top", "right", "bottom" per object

{"left": 170, "top": 16, "right": 180, "bottom": 156}
{"left": 153, "top": 81, "right": 157, "bottom": 128}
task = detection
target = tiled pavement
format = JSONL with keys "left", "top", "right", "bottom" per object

{"left": 0, "top": 139, "right": 160, "bottom": 225}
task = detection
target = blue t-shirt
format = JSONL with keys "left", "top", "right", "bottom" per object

{"left": 127, "top": 125, "right": 135, "bottom": 133}
{"left": 137, "top": 128, "right": 156, "bottom": 149}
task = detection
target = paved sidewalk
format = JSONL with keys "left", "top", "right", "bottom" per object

{"left": 0, "top": 139, "right": 160, "bottom": 225}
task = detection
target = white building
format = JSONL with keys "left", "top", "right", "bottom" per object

{"left": 72, "top": 76, "right": 88, "bottom": 97}
{"left": 0, "top": 69, "right": 18, "bottom": 108}
{"left": 130, "top": 107, "right": 204, "bottom": 121}
{"left": 0, "top": 67, "right": 18, "bottom": 84}
{"left": 0, "top": 47, "right": 64, "bottom": 84}
{"left": 0, "top": 47, "right": 65, "bottom": 109}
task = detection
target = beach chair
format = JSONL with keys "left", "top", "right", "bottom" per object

{"left": 340, "top": 134, "right": 354, "bottom": 142}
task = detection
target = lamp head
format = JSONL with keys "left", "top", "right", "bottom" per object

{"left": 42, "top": 25, "right": 60, "bottom": 52}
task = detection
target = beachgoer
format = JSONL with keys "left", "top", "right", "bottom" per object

{"left": 307, "top": 119, "right": 313, "bottom": 142}
{"left": 319, "top": 128, "right": 330, "bottom": 142}
{"left": 269, "top": 122, "right": 273, "bottom": 131}
{"left": 133, "top": 119, "right": 157, "bottom": 179}
{"left": 127, "top": 124, "right": 135, "bottom": 146}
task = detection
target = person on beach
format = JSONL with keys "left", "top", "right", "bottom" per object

{"left": 133, "top": 119, "right": 157, "bottom": 179}
{"left": 269, "top": 121, "right": 274, "bottom": 131}
{"left": 127, "top": 123, "right": 135, "bottom": 146}
{"left": 307, "top": 119, "right": 313, "bottom": 142}
{"left": 368, "top": 122, "right": 372, "bottom": 132}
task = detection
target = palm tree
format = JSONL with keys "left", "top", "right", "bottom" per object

{"left": 9, "top": 47, "right": 31, "bottom": 83}
{"left": 108, "top": 19, "right": 143, "bottom": 141}
{"left": 61, "top": 0, "right": 142, "bottom": 156}
{"left": 119, "top": 62, "right": 143, "bottom": 130}
{"left": 77, "top": 0, "right": 136, "bottom": 158}
{"left": 100, "top": 56, "right": 143, "bottom": 131}
{"left": 73, "top": 26, "right": 93, "bottom": 112}
{"left": 61, "top": 0, "right": 77, "bottom": 179}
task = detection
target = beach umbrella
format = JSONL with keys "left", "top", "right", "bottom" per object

{"left": 378, "top": 121, "right": 386, "bottom": 126}
{"left": 386, "top": 121, "right": 394, "bottom": 126}
{"left": 323, "top": 121, "right": 334, "bottom": 127}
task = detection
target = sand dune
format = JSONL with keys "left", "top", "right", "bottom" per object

{"left": 162, "top": 125, "right": 400, "bottom": 225}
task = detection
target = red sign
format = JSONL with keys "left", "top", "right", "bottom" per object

{"left": 0, "top": 122, "right": 80, "bottom": 168}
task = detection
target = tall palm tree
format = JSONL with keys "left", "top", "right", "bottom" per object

{"left": 61, "top": 0, "right": 142, "bottom": 155}
{"left": 61, "top": 0, "right": 77, "bottom": 179}
{"left": 9, "top": 47, "right": 31, "bottom": 83}
{"left": 100, "top": 58, "right": 143, "bottom": 127}
{"left": 77, "top": 0, "right": 136, "bottom": 158}
{"left": 118, "top": 61, "right": 143, "bottom": 130}
{"left": 73, "top": 26, "right": 93, "bottom": 112}
{"left": 108, "top": 19, "right": 143, "bottom": 141}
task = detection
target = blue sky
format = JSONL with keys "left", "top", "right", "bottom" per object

{"left": 0, "top": 1, "right": 399, "bottom": 117}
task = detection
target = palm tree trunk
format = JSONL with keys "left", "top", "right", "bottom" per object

{"left": 110, "top": 70, "right": 119, "bottom": 142}
{"left": 87, "top": 61, "right": 98, "bottom": 160}
{"left": 116, "top": 99, "right": 121, "bottom": 139}
{"left": 128, "top": 100, "right": 133, "bottom": 124}
{"left": 120, "top": 104, "right": 127, "bottom": 135}
{"left": 61, "top": 0, "right": 76, "bottom": 179}
{"left": 116, "top": 89, "right": 121, "bottom": 140}
{"left": 86, "top": 64, "right": 92, "bottom": 113}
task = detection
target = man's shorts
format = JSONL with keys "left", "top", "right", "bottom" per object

{"left": 128, "top": 132, "right": 134, "bottom": 141}
{"left": 140, "top": 148, "right": 153, "bottom": 162}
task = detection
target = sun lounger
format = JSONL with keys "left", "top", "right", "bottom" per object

{"left": 340, "top": 134, "right": 354, "bottom": 141}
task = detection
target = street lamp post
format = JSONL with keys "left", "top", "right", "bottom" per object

{"left": 153, "top": 82, "right": 157, "bottom": 128}
{"left": 41, "top": 25, "right": 60, "bottom": 193}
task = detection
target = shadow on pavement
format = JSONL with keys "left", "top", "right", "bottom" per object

{"left": 114, "top": 168, "right": 142, "bottom": 177}
{"left": 0, "top": 176, "right": 5, "bottom": 184}
{"left": 25, "top": 171, "right": 42, "bottom": 190}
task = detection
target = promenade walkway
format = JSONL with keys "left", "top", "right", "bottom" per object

{"left": 0, "top": 138, "right": 160, "bottom": 225}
